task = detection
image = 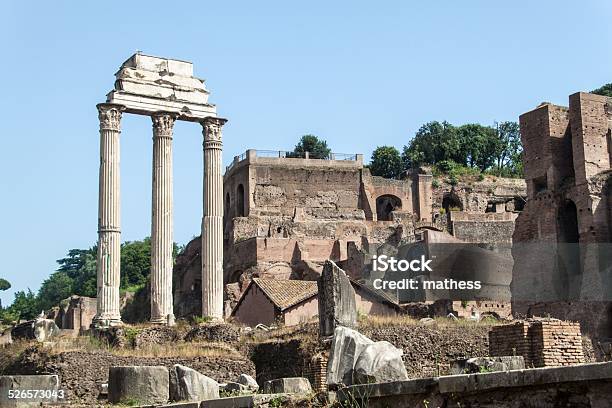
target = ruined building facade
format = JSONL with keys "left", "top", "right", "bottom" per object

{"left": 512, "top": 92, "right": 612, "bottom": 338}
{"left": 174, "top": 149, "right": 526, "bottom": 318}
{"left": 220, "top": 150, "right": 433, "bottom": 284}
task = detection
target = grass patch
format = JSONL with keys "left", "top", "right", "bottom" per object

{"left": 0, "top": 340, "right": 31, "bottom": 373}
{"left": 359, "top": 314, "right": 503, "bottom": 330}
{"left": 48, "top": 334, "right": 241, "bottom": 359}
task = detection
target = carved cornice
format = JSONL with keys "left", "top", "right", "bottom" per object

{"left": 97, "top": 103, "right": 125, "bottom": 131}
{"left": 152, "top": 112, "right": 177, "bottom": 138}
{"left": 201, "top": 117, "right": 228, "bottom": 144}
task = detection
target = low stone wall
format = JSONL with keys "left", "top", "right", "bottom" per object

{"left": 4, "top": 348, "right": 254, "bottom": 405}
{"left": 362, "top": 323, "right": 491, "bottom": 378}
{"left": 337, "top": 362, "right": 612, "bottom": 408}
{"left": 489, "top": 318, "right": 584, "bottom": 367}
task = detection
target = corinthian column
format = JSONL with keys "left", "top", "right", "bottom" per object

{"left": 201, "top": 117, "right": 227, "bottom": 320}
{"left": 93, "top": 103, "right": 125, "bottom": 328}
{"left": 150, "top": 112, "right": 177, "bottom": 325}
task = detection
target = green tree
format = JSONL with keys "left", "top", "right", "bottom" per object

{"left": 456, "top": 124, "right": 500, "bottom": 171}
{"left": 291, "top": 134, "right": 331, "bottom": 159}
{"left": 369, "top": 146, "right": 404, "bottom": 179}
{"left": 402, "top": 121, "right": 461, "bottom": 168}
{"left": 491, "top": 121, "right": 523, "bottom": 177}
{"left": 0, "top": 279, "right": 10, "bottom": 291}
{"left": 592, "top": 83, "right": 612, "bottom": 97}
{"left": 57, "top": 247, "right": 97, "bottom": 297}
{"left": 3, "top": 290, "right": 39, "bottom": 322}
{"left": 37, "top": 271, "right": 73, "bottom": 312}
{"left": 121, "top": 238, "right": 152, "bottom": 289}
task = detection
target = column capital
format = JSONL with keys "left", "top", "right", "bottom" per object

{"left": 151, "top": 111, "right": 177, "bottom": 139}
{"left": 201, "top": 117, "right": 228, "bottom": 145}
{"left": 97, "top": 103, "right": 125, "bottom": 131}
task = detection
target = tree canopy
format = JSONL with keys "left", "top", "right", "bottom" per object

{"left": 1, "top": 237, "right": 181, "bottom": 324}
{"left": 369, "top": 146, "right": 404, "bottom": 179}
{"left": 398, "top": 120, "right": 523, "bottom": 178}
{"left": 1, "top": 290, "right": 38, "bottom": 322}
{"left": 0, "top": 279, "right": 10, "bottom": 291}
{"left": 291, "top": 134, "right": 331, "bottom": 159}
{"left": 592, "top": 83, "right": 612, "bottom": 97}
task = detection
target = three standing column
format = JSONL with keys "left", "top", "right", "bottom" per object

{"left": 201, "top": 117, "right": 227, "bottom": 320}
{"left": 93, "top": 103, "right": 125, "bottom": 327}
{"left": 150, "top": 112, "right": 177, "bottom": 325}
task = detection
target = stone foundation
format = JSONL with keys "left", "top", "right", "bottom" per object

{"left": 337, "top": 362, "right": 612, "bottom": 408}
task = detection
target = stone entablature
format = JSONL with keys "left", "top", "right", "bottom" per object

{"left": 106, "top": 53, "right": 216, "bottom": 121}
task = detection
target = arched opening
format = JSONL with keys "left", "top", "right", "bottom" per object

{"left": 237, "top": 184, "right": 245, "bottom": 217}
{"left": 442, "top": 192, "right": 463, "bottom": 213}
{"left": 556, "top": 199, "right": 581, "bottom": 300}
{"left": 558, "top": 200, "right": 579, "bottom": 243}
{"left": 376, "top": 195, "right": 402, "bottom": 221}
{"left": 513, "top": 196, "right": 526, "bottom": 212}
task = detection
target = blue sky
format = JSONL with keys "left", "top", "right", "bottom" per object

{"left": 1, "top": 1, "right": 611, "bottom": 306}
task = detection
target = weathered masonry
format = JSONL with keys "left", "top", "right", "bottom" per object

{"left": 512, "top": 92, "right": 612, "bottom": 338}
{"left": 93, "top": 53, "right": 227, "bottom": 327}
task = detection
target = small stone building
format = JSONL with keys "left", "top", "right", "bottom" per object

{"left": 231, "top": 278, "right": 400, "bottom": 327}
{"left": 55, "top": 296, "right": 97, "bottom": 334}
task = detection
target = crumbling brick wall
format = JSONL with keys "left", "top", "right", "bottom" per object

{"left": 489, "top": 318, "right": 584, "bottom": 367}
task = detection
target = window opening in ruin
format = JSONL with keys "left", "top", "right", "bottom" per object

{"left": 376, "top": 195, "right": 402, "bottom": 221}
{"left": 237, "top": 184, "right": 245, "bottom": 217}
{"left": 442, "top": 193, "right": 463, "bottom": 213}
{"left": 556, "top": 199, "right": 581, "bottom": 300}
{"left": 533, "top": 176, "right": 547, "bottom": 193}
{"left": 514, "top": 196, "right": 526, "bottom": 212}
{"left": 225, "top": 193, "right": 231, "bottom": 217}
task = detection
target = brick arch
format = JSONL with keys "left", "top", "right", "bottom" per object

{"left": 376, "top": 194, "right": 402, "bottom": 221}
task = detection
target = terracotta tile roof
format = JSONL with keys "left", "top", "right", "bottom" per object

{"left": 252, "top": 278, "right": 318, "bottom": 311}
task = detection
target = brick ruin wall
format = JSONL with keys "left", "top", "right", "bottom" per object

{"left": 512, "top": 92, "right": 612, "bottom": 339}
{"left": 489, "top": 319, "right": 584, "bottom": 367}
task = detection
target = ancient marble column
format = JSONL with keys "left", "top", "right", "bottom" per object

{"left": 93, "top": 103, "right": 125, "bottom": 327}
{"left": 201, "top": 117, "right": 227, "bottom": 320}
{"left": 150, "top": 112, "right": 177, "bottom": 325}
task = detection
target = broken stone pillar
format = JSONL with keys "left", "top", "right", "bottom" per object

{"left": 327, "top": 326, "right": 408, "bottom": 386}
{"left": 317, "top": 260, "right": 357, "bottom": 337}
{"left": 170, "top": 364, "right": 219, "bottom": 402}
{"left": 201, "top": 117, "right": 227, "bottom": 320}
{"left": 94, "top": 103, "right": 125, "bottom": 327}
{"left": 150, "top": 112, "right": 176, "bottom": 325}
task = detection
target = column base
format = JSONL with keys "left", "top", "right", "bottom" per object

{"left": 91, "top": 316, "right": 123, "bottom": 329}
{"left": 150, "top": 314, "right": 176, "bottom": 326}
{"left": 199, "top": 315, "right": 224, "bottom": 323}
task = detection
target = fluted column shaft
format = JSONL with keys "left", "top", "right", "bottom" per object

{"left": 94, "top": 103, "right": 125, "bottom": 327}
{"left": 201, "top": 117, "right": 227, "bottom": 319}
{"left": 150, "top": 113, "right": 176, "bottom": 325}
